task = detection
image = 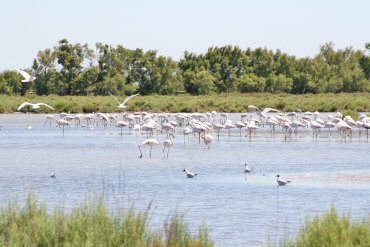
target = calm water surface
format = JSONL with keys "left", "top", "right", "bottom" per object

{"left": 0, "top": 113, "right": 369, "bottom": 246}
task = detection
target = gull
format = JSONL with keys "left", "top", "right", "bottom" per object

{"left": 15, "top": 67, "right": 44, "bottom": 83}
{"left": 276, "top": 175, "right": 291, "bottom": 186}
{"left": 17, "top": 102, "right": 54, "bottom": 111}
{"left": 247, "top": 105, "right": 281, "bottom": 118}
{"left": 108, "top": 92, "right": 139, "bottom": 109}
{"left": 244, "top": 164, "right": 253, "bottom": 173}
{"left": 183, "top": 168, "right": 197, "bottom": 178}
{"left": 50, "top": 172, "right": 56, "bottom": 178}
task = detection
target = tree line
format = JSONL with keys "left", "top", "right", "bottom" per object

{"left": 0, "top": 39, "right": 369, "bottom": 96}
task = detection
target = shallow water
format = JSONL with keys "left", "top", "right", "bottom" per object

{"left": 0, "top": 113, "right": 369, "bottom": 246}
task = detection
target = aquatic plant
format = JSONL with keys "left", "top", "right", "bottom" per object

{"left": 278, "top": 208, "right": 370, "bottom": 247}
{"left": 0, "top": 195, "right": 213, "bottom": 247}
{"left": 0, "top": 93, "right": 368, "bottom": 113}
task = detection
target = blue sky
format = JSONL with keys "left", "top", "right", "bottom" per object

{"left": 1, "top": 0, "right": 369, "bottom": 70}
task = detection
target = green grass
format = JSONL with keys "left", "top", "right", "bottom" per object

{"left": 275, "top": 208, "right": 370, "bottom": 247}
{"left": 0, "top": 93, "right": 369, "bottom": 114}
{"left": 0, "top": 195, "right": 213, "bottom": 247}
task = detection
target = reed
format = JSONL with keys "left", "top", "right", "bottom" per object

{"left": 0, "top": 93, "right": 369, "bottom": 114}
{"left": 275, "top": 208, "right": 370, "bottom": 247}
{"left": 0, "top": 195, "right": 213, "bottom": 247}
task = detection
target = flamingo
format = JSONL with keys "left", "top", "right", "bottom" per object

{"left": 138, "top": 138, "right": 159, "bottom": 158}
{"left": 108, "top": 92, "right": 139, "bottom": 109}
{"left": 201, "top": 134, "right": 213, "bottom": 149}
{"left": 183, "top": 127, "right": 192, "bottom": 145}
{"left": 276, "top": 175, "right": 291, "bottom": 186}
{"left": 17, "top": 102, "right": 54, "bottom": 111}
{"left": 56, "top": 119, "right": 70, "bottom": 134}
{"left": 212, "top": 123, "right": 224, "bottom": 141}
{"left": 44, "top": 115, "right": 54, "bottom": 126}
{"left": 116, "top": 120, "right": 129, "bottom": 135}
{"left": 183, "top": 169, "right": 197, "bottom": 178}
{"left": 163, "top": 133, "right": 175, "bottom": 158}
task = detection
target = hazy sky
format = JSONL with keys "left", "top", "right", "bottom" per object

{"left": 1, "top": 0, "right": 369, "bottom": 70}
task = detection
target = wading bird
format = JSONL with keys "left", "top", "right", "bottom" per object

{"left": 163, "top": 133, "right": 175, "bottom": 158}
{"left": 50, "top": 172, "right": 56, "bottom": 178}
{"left": 183, "top": 168, "right": 197, "bottom": 178}
{"left": 201, "top": 134, "right": 213, "bottom": 149}
{"left": 108, "top": 92, "right": 139, "bottom": 109}
{"left": 138, "top": 138, "right": 159, "bottom": 158}
{"left": 17, "top": 102, "right": 54, "bottom": 111}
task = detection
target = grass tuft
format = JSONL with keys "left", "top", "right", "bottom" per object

{"left": 0, "top": 195, "right": 213, "bottom": 247}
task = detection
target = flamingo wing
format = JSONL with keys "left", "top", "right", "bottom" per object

{"left": 17, "top": 102, "right": 32, "bottom": 111}
{"left": 108, "top": 92, "right": 122, "bottom": 105}
{"left": 122, "top": 94, "right": 139, "bottom": 106}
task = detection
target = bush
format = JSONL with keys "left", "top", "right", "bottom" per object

{"left": 286, "top": 208, "right": 370, "bottom": 247}
{"left": 0, "top": 195, "right": 213, "bottom": 247}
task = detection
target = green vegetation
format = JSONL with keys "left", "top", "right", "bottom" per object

{"left": 283, "top": 208, "right": 370, "bottom": 247}
{"left": 0, "top": 195, "right": 212, "bottom": 247}
{"left": 0, "top": 40, "right": 369, "bottom": 96}
{"left": 0, "top": 93, "right": 368, "bottom": 114}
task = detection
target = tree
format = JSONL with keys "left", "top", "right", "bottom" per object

{"left": 54, "top": 39, "right": 94, "bottom": 95}
{"left": 266, "top": 74, "right": 293, "bottom": 93}
{"left": 183, "top": 70, "right": 215, "bottom": 95}
{"left": 236, "top": 73, "right": 266, "bottom": 93}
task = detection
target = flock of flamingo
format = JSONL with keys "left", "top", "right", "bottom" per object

{"left": 1, "top": 92, "right": 369, "bottom": 185}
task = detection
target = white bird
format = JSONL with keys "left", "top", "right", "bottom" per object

{"left": 15, "top": 67, "right": 44, "bottom": 83}
{"left": 50, "top": 172, "right": 56, "bottom": 178}
{"left": 108, "top": 92, "right": 139, "bottom": 109}
{"left": 244, "top": 164, "right": 253, "bottom": 173}
{"left": 201, "top": 134, "right": 213, "bottom": 149}
{"left": 138, "top": 138, "right": 159, "bottom": 158}
{"left": 276, "top": 175, "right": 291, "bottom": 186}
{"left": 17, "top": 102, "right": 54, "bottom": 111}
{"left": 163, "top": 133, "right": 175, "bottom": 158}
{"left": 183, "top": 168, "right": 197, "bottom": 178}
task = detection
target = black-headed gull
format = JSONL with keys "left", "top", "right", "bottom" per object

{"left": 183, "top": 169, "right": 197, "bottom": 178}
{"left": 108, "top": 92, "right": 139, "bottom": 109}
{"left": 276, "top": 175, "right": 291, "bottom": 186}
{"left": 244, "top": 164, "right": 253, "bottom": 173}
{"left": 17, "top": 102, "right": 54, "bottom": 111}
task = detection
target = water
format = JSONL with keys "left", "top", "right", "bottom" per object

{"left": 0, "top": 113, "right": 369, "bottom": 246}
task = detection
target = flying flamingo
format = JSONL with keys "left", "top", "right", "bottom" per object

{"left": 162, "top": 132, "right": 175, "bottom": 158}
{"left": 108, "top": 92, "right": 139, "bottom": 109}
{"left": 138, "top": 138, "right": 159, "bottom": 158}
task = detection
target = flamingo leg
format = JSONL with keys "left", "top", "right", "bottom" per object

{"left": 150, "top": 146, "right": 152, "bottom": 158}
{"left": 138, "top": 145, "right": 143, "bottom": 158}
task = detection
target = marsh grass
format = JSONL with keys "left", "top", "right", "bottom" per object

{"left": 276, "top": 208, "right": 370, "bottom": 247}
{"left": 0, "top": 93, "right": 369, "bottom": 114}
{"left": 0, "top": 195, "right": 213, "bottom": 247}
